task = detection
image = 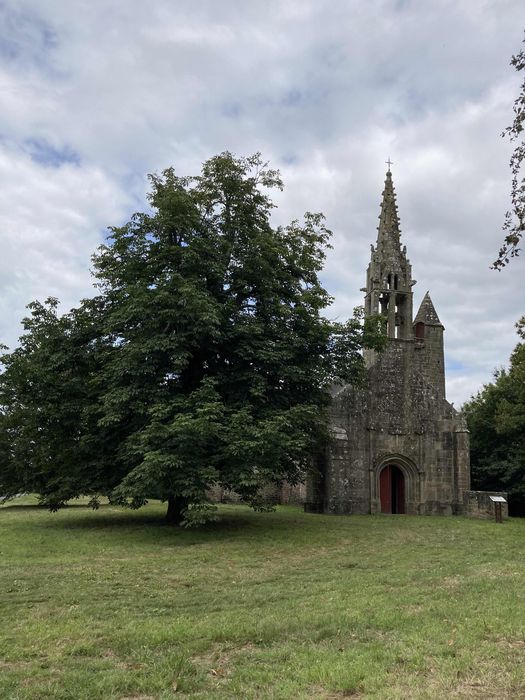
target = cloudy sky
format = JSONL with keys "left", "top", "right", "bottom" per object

{"left": 0, "top": 0, "right": 523, "bottom": 406}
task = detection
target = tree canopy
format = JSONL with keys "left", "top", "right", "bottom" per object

{"left": 0, "top": 152, "right": 384, "bottom": 524}
{"left": 463, "top": 316, "right": 525, "bottom": 515}
{"left": 494, "top": 31, "right": 525, "bottom": 269}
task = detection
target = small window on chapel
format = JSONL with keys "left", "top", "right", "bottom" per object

{"left": 415, "top": 322, "right": 425, "bottom": 340}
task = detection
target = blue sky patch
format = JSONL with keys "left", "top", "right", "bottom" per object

{"left": 0, "top": 5, "right": 57, "bottom": 68}
{"left": 26, "top": 139, "right": 80, "bottom": 168}
{"left": 446, "top": 359, "right": 465, "bottom": 372}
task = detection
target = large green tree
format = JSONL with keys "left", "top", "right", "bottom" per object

{"left": 0, "top": 153, "right": 384, "bottom": 524}
{"left": 0, "top": 297, "right": 117, "bottom": 507}
{"left": 494, "top": 31, "right": 525, "bottom": 269}
{"left": 464, "top": 317, "right": 525, "bottom": 515}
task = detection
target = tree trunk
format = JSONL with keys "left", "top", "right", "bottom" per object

{"left": 165, "top": 495, "right": 188, "bottom": 525}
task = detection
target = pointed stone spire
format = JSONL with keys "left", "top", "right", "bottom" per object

{"left": 377, "top": 170, "right": 401, "bottom": 249}
{"left": 414, "top": 292, "right": 443, "bottom": 327}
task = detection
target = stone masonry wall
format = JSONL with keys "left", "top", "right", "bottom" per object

{"left": 464, "top": 490, "right": 509, "bottom": 520}
{"left": 314, "top": 334, "right": 471, "bottom": 517}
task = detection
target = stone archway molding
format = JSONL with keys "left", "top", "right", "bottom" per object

{"left": 370, "top": 453, "right": 421, "bottom": 515}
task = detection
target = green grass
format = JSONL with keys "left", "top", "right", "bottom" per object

{"left": 1, "top": 498, "right": 524, "bottom": 699}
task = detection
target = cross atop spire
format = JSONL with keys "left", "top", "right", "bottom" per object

{"left": 386, "top": 157, "right": 393, "bottom": 171}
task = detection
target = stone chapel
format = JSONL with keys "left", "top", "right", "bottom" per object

{"left": 305, "top": 168, "right": 474, "bottom": 516}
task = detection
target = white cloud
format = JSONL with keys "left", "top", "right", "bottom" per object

{"left": 0, "top": 0, "right": 523, "bottom": 405}
{"left": 0, "top": 146, "right": 131, "bottom": 347}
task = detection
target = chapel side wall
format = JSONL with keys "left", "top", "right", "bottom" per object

{"left": 410, "top": 323, "right": 467, "bottom": 514}
{"left": 418, "top": 418, "right": 455, "bottom": 515}
{"left": 323, "top": 388, "right": 371, "bottom": 515}
{"left": 407, "top": 413, "right": 471, "bottom": 515}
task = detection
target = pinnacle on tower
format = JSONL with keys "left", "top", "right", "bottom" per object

{"left": 377, "top": 170, "right": 401, "bottom": 249}
{"left": 414, "top": 292, "right": 443, "bottom": 327}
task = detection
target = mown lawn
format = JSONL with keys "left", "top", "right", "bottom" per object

{"left": 1, "top": 498, "right": 524, "bottom": 699}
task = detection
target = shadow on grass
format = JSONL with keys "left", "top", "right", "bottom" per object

{"left": 1, "top": 504, "right": 50, "bottom": 511}
{"left": 1, "top": 503, "right": 91, "bottom": 511}
{"left": 7, "top": 502, "right": 313, "bottom": 545}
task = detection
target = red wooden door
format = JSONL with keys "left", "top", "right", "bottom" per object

{"left": 380, "top": 466, "right": 392, "bottom": 513}
{"left": 395, "top": 468, "right": 406, "bottom": 514}
{"left": 380, "top": 465, "right": 405, "bottom": 514}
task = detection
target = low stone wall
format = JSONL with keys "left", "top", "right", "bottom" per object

{"left": 277, "top": 481, "right": 307, "bottom": 505}
{"left": 464, "top": 490, "right": 509, "bottom": 520}
{"left": 206, "top": 485, "right": 243, "bottom": 504}
{"left": 207, "top": 481, "right": 306, "bottom": 506}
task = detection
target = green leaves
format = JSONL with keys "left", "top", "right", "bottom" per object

{"left": 0, "top": 297, "right": 116, "bottom": 506}
{"left": 0, "top": 152, "right": 384, "bottom": 524}
{"left": 494, "top": 32, "right": 525, "bottom": 269}
{"left": 465, "top": 316, "right": 525, "bottom": 514}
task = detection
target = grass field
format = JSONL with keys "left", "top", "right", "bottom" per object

{"left": 1, "top": 498, "right": 524, "bottom": 699}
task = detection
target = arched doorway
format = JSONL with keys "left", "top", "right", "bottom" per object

{"left": 379, "top": 465, "right": 406, "bottom": 514}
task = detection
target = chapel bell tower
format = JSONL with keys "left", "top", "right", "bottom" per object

{"left": 304, "top": 164, "right": 500, "bottom": 520}
{"left": 363, "top": 167, "right": 414, "bottom": 365}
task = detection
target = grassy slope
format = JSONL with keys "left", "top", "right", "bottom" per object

{"left": 1, "top": 499, "right": 524, "bottom": 699}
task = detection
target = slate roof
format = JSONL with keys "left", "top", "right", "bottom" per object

{"left": 413, "top": 291, "right": 443, "bottom": 326}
